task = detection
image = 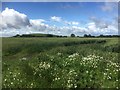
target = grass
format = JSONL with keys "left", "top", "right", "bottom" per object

{"left": 2, "top": 37, "right": 119, "bottom": 88}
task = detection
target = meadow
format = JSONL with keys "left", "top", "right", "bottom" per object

{"left": 2, "top": 37, "right": 120, "bottom": 88}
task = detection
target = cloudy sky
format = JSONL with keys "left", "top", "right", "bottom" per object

{"left": 0, "top": 2, "right": 118, "bottom": 37}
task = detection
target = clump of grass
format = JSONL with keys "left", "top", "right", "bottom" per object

{"left": 104, "top": 44, "right": 120, "bottom": 53}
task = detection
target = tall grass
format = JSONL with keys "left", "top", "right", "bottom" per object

{"left": 2, "top": 37, "right": 119, "bottom": 88}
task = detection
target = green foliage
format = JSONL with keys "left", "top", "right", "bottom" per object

{"left": 104, "top": 44, "right": 120, "bottom": 53}
{"left": 2, "top": 37, "right": 119, "bottom": 88}
{"left": 71, "top": 34, "right": 75, "bottom": 37}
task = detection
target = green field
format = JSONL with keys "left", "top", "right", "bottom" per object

{"left": 2, "top": 37, "right": 119, "bottom": 88}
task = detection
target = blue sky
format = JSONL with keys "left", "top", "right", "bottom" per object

{"left": 2, "top": 2, "right": 116, "bottom": 21}
{"left": 1, "top": 2, "right": 118, "bottom": 36}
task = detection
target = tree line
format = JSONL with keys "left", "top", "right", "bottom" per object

{"left": 71, "top": 34, "right": 120, "bottom": 38}
{"left": 13, "top": 34, "right": 120, "bottom": 38}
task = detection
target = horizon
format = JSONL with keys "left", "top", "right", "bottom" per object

{"left": 8, "top": 33, "right": 120, "bottom": 38}
{"left": 0, "top": 2, "right": 119, "bottom": 37}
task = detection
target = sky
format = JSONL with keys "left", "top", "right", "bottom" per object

{"left": 0, "top": 2, "right": 118, "bottom": 37}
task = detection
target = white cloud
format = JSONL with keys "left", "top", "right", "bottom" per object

{"left": 71, "top": 22, "right": 79, "bottom": 25}
{"left": 30, "top": 19, "right": 45, "bottom": 25}
{"left": 55, "top": 26, "right": 87, "bottom": 36}
{"left": 86, "top": 24, "right": 99, "bottom": 35}
{"left": 30, "top": 19, "right": 48, "bottom": 28}
{"left": 50, "top": 16, "right": 80, "bottom": 26}
{"left": 0, "top": 8, "right": 50, "bottom": 37}
{"left": 101, "top": 2, "right": 117, "bottom": 12}
{"left": 87, "top": 22, "right": 97, "bottom": 32}
{"left": 65, "top": 21, "right": 79, "bottom": 25}
{"left": 1, "top": 8, "right": 30, "bottom": 29}
{"left": 86, "top": 17, "right": 118, "bottom": 35}
{"left": 50, "top": 16, "right": 79, "bottom": 26}
{"left": 50, "top": 16, "right": 62, "bottom": 22}
{"left": 0, "top": 8, "right": 118, "bottom": 37}
{"left": 90, "top": 16, "right": 109, "bottom": 29}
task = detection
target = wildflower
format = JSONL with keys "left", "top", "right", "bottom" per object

{"left": 107, "top": 76, "right": 111, "bottom": 80}
{"left": 39, "top": 74, "right": 41, "bottom": 76}
{"left": 31, "top": 83, "right": 33, "bottom": 86}
{"left": 67, "top": 79, "right": 71, "bottom": 83}
{"left": 18, "top": 72, "right": 20, "bottom": 75}
{"left": 39, "top": 62, "right": 51, "bottom": 69}
{"left": 4, "top": 79, "right": 7, "bottom": 82}
{"left": 116, "top": 87, "right": 119, "bottom": 89}
{"left": 106, "top": 68, "right": 109, "bottom": 71}
{"left": 86, "top": 71, "right": 89, "bottom": 73}
{"left": 33, "top": 72, "right": 36, "bottom": 75}
{"left": 74, "top": 85, "right": 77, "bottom": 88}
{"left": 21, "top": 57, "right": 27, "bottom": 60}
{"left": 11, "top": 82, "right": 13, "bottom": 85}
{"left": 17, "top": 79, "right": 19, "bottom": 81}
{"left": 55, "top": 77, "right": 60, "bottom": 81}
{"left": 20, "top": 80, "right": 22, "bottom": 83}
{"left": 57, "top": 52, "right": 62, "bottom": 56}
{"left": 13, "top": 74, "right": 16, "bottom": 77}
{"left": 68, "top": 53, "right": 79, "bottom": 58}
{"left": 67, "top": 84, "right": 73, "bottom": 88}
{"left": 9, "top": 72, "right": 12, "bottom": 74}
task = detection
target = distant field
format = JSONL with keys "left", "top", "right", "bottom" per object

{"left": 2, "top": 37, "right": 119, "bottom": 88}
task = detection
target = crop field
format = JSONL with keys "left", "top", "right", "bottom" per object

{"left": 2, "top": 37, "right": 120, "bottom": 88}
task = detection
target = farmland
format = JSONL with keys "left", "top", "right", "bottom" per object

{"left": 2, "top": 37, "right": 120, "bottom": 88}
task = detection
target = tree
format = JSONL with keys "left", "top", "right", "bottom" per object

{"left": 88, "top": 34, "right": 91, "bottom": 37}
{"left": 13, "top": 34, "right": 20, "bottom": 37}
{"left": 99, "top": 34, "right": 104, "bottom": 37}
{"left": 84, "top": 34, "right": 88, "bottom": 37}
{"left": 71, "top": 34, "right": 75, "bottom": 37}
{"left": 84, "top": 34, "right": 92, "bottom": 37}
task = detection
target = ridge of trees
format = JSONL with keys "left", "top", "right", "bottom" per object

{"left": 13, "top": 33, "right": 120, "bottom": 38}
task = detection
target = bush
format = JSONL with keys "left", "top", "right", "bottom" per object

{"left": 71, "top": 34, "right": 75, "bottom": 37}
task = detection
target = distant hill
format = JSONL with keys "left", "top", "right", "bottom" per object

{"left": 13, "top": 33, "right": 67, "bottom": 38}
